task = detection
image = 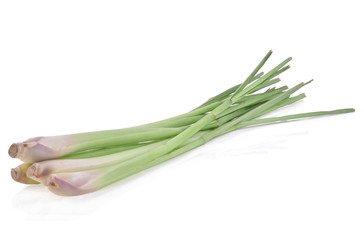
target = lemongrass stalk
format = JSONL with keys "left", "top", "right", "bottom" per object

{"left": 9, "top": 127, "right": 185, "bottom": 163}
{"left": 10, "top": 51, "right": 281, "bottom": 163}
{"left": 11, "top": 163, "right": 39, "bottom": 184}
{"left": 231, "top": 108, "right": 355, "bottom": 130}
{"left": 47, "top": 107, "right": 354, "bottom": 196}
{"left": 18, "top": 87, "right": 289, "bottom": 162}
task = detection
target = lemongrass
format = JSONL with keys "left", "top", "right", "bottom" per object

{"left": 7, "top": 50, "right": 355, "bottom": 197}
{"left": 8, "top": 128, "right": 183, "bottom": 163}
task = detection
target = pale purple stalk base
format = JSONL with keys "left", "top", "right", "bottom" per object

{"left": 9, "top": 136, "right": 76, "bottom": 163}
{"left": 47, "top": 170, "right": 102, "bottom": 196}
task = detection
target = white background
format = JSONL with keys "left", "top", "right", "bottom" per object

{"left": 0, "top": 0, "right": 363, "bottom": 239}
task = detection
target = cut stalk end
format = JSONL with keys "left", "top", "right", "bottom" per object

{"left": 11, "top": 167, "right": 19, "bottom": 180}
{"left": 26, "top": 164, "right": 39, "bottom": 179}
{"left": 8, "top": 143, "right": 19, "bottom": 158}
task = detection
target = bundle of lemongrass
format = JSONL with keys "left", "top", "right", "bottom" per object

{"left": 8, "top": 51, "right": 354, "bottom": 196}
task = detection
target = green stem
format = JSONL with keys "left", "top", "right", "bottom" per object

{"left": 97, "top": 107, "right": 354, "bottom": 191}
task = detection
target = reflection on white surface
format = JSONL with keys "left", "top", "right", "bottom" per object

{"left": 12, "top": 184, "right": 111, "bottom": 219}
{"left": 12, "top": 175, "right": 136, "bottom": 220}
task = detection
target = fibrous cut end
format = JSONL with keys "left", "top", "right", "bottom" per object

{"left": 8, "top": 143, "right": 19, "bottom": 158}
{"left": 11, "top": 167, "right": 20, "bottom": 180}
